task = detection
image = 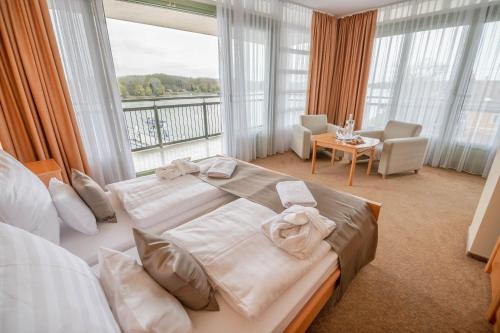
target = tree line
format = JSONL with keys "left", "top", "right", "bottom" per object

{"left": 118, "top": 73, "right": 220, "bottom": 98}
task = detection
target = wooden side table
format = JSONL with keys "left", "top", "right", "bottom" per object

{"left": 311, "top": 133, "right": 380, "bottom": 186}
{"left": 24, "top": 159, "right": 63, "bottom": 187}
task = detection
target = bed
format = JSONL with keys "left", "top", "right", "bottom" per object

{"left": 93, "top": 160, "right": 381, "bottom": 333}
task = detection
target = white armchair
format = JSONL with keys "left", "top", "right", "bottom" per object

{"left": 291, "top": 115, "right": 339, "bottom": 160}
{"left": 356, "top": 120, "right": 429, "bottom": 177}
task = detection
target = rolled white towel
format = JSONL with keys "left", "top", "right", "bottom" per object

{"left": 155, "top": 157, "right": 200, "bottom": 180}
{"left": 207, "top": 157, "right": 237, "bottom": 179}
{"left": 276, "top": 181, "right": 317, "bottom": 208}
{"left": 261, "top": 205, "right": 336, "bottom": 259}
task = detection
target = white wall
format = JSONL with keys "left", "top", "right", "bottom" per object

{"left": 467, "top": 148, "right": 500, "bottom": 259}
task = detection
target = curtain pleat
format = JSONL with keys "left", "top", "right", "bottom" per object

{"left": 306, "top": 12, "right": 337, "bottom": 118}
{"left": 0, "top": 0, "right": 89, "bottom": 182}
{"left": 307, "top": 10, "right": 377, "bottom": 130}
{"left": 331, "top": 11, "right": 377, "bottom": 130}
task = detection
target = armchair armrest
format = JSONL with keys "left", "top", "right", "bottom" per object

{"left": 378, "top": 137, "right": 429, "bottom": 176}
{"left": 383, "top": 136, "right": 429, "bottom": 146}
{"left": 291, "top": 124, "right": 312, "bottom": 159}
{"left": 354, "top": 129, "right": 383, "bottom": 140}
{"left": 293, "top": 124, "right": 312, "bottom": 137}
{"left": 327, "top": 123, "right": 339, "bottom": 134}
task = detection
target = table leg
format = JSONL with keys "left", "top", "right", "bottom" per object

{"left": 348, "top": 150, "right": 357, "bottom": 186}
{"left": 311, "top": 141, "right": 317, "bottom": 174}
{"left": 331, "top": 149, "right": 336, "bottom": 166}
{"left": 367, "top": 148, "right": 374, "bottom": 175}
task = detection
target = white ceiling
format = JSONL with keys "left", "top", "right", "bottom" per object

{"left": 103, "top": 0, "right": 217, "bottom": 36}
{"left": 292, "top": 0, "right": 401, "bottom": 16}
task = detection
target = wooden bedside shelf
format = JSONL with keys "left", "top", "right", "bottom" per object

{"left": 24, "top": 159, "right": 63, "bottom": 186}
{"left": 486, "top": 237, "right": 500, "bottom": 332}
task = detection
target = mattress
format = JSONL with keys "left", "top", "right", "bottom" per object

{"left": 60, "top": 190, "right": 235, "bottom": 265}
{"left": 104, "top": 247, "right": 339, "bottom": 333}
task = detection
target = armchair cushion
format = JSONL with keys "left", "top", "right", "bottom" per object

{"left": 383, "top": 120, "right": 422, "bottom": 140}
{"left": 301, "top": 115, "right": 327, "bottom": 135}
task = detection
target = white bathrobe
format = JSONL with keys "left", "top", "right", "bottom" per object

{"left": 261, "top": 205, "right": 336, "bottom": 259}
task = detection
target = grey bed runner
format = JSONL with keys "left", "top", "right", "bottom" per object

{"left": 198, "top": 160, "right": 378, "bottom": 302}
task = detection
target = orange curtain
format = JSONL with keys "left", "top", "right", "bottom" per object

{"left": 306, "top": 12, "right": 338, "bottom": 117}
{"left": 0, "top": 0, "right": 89, "bottom": 182}
{"left": 331, "top": 11, "right": 377, "bottom": 130}
{"left": 306, "top": 10, "right": 377, "bottom": 130}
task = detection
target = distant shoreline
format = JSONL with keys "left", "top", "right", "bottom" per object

{"left": 118, "top": 73, "right": 220, "bottom": 98}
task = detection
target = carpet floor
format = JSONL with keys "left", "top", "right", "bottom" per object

{"left": 252, "top": 151, "right": 491, "bottom": 333}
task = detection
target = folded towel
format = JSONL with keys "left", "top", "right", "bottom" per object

{"left": 276, "top": 181, "right": 317, "bottom": 208}
{"left": 155, "top": 157, "right": 200, "bottom": 180}
{"left": 261, "top": 205, "right": 336, "bottom": 259}
{"left": 207, "top": 157, "right": 237, "bottom": 179}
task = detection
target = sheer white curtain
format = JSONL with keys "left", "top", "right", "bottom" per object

{"left": 364, "top": 0, "right": 500, "bottom": 177}
{"left": 48, "top": 0, "right": 135, "bottom": 185}
{"left": 217, "top": 0, "right": 312, "bottom": 161}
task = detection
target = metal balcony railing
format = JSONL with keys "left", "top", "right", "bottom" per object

{"left": 122, "top": 95, "right": 221, "bottom": 152}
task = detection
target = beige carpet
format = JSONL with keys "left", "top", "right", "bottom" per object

{"left": 252, "top": 151, "right": 491, "bottom": 333}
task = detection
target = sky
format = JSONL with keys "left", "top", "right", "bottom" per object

{"left": 106, "top": 19, "right": 219, "bottom": 79}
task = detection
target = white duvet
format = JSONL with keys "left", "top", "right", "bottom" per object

{"left": 163, "top": 198, "right": 331, "bottom": 319}
{"left": 106, "top": 174, "right": 228, "bottom": 228}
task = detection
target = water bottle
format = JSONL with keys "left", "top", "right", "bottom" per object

{"left": 346, "top": 114, "right": 354, "bottom": 139}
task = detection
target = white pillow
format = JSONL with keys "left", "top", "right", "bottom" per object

{"left": 99, "top": 247, "right": 192, "bottom": 333}
{"left": 0, "top": 223, "right": 120, "bottom": 333}
{"left": 49, "top": 178, "right": 98, "bottom": 235}
{"left": 0, "top": 151, "right": 59, "bottom": 243}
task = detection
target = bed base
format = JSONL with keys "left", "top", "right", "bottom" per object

{"left": 284, "top": 200, "right": 381, "bottom": 333}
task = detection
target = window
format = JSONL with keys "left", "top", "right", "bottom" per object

{"left": 363, "top": 0, "right": 500, "bottom": 176}
{"left": 457, "top": 20, "right": 500, "bottom": 146}
{"left": 104, "top": 4, "right": 222, "bottom": 173}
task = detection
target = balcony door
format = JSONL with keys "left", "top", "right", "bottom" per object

{"left": 104, "top": 0, "right": 222, "bottom": 174}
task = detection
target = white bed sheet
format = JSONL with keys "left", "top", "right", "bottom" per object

{"left": 104, "top": 247, "right": 339, "bottom": 333}
{"left": 106, "top": 174, "right": 229, "bottom": 229}
{"left": 60, "top": 191, "right": 235, "bottom": 265}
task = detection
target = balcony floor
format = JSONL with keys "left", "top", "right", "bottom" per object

{"left": 132, "top": 136, "right": 222, "bottom": 173}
